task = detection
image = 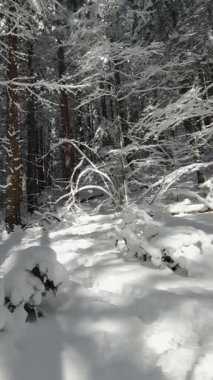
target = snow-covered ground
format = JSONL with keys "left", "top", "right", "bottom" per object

{"left": 1, "top": 207, "right": 213, "bottom": 380}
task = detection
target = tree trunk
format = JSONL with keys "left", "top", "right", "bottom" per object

{"left": 26, "top": 42, "right": 39, "bottom": 213}
{"left": 113, "top": 62, "right": 129, "bottom": 204}
{"left": 5, "top": 27, "right": 22, "bottom": 231}
{"left": 57, "top": 44, "right": 74, "bottom": 180}
{"left": 114, "top": 65, "right": 128, "bottom": 141}
{"left": 100, "top": 79, "right": 108, "bottom": 120}
{"left": 37, "top": 126, "right": 45, "bottom": 194}
{"left": 180, "top": 84, "right": 206, "bottom": 185}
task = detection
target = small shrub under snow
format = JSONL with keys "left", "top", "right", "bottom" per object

{"left": 115, "top": 204, "right": 189, "bottom": 276}
{"left": 3, "top": 246, "right": 69, "bottom": 323}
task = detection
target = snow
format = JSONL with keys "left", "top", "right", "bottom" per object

{"left": 3, "top": 245, "right": 69, "bottom": 308}
{"left": 1, "top": 205, "right": 213, "bottom": 379}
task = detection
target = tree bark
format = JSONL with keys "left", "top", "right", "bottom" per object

{"left": 5, "top": 27, "right": 22, "bottom": 231}
{"left": 26, "top": 42, "right": 39, "bottom": 213}
{"left": 113, "top": 61, "right": 129, "bottom": 204}
{"left": 57, "top": 44, "right": 75, "bottom": 180}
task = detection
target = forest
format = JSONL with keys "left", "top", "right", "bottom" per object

{"left": 1, "top": 0, "right": 213, "bottom": 230}
{"left": 0, "top": 1, "right": 213, "bottom": 380}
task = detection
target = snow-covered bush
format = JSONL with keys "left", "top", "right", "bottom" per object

{"left": 3, "top": 246, "right": 69, "bottom": 323}
{"left": 115, "top": 204, "right": 161, "bottom": 261}
{"left": 0, "top": 275, "right": 27, "bottom": 348}
{"left": 115, "top": 204, "right": 188, "bottom": 276}
{"left": 0, "top": 278, "right": 9, "bottom": 332}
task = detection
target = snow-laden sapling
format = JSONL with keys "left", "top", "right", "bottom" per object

{"left": 2, "top": 246, "right": 69, "bottom": 322}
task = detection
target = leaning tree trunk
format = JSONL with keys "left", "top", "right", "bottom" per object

{"left": 5, "top": 28, "right": 22, "bottom": 231}
{"left": 57, "top": 43, "right": 75, "bottom": 181}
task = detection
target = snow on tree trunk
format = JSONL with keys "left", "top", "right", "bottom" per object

{"left": 5, "top": 22, "right": 22, "bottom": 232}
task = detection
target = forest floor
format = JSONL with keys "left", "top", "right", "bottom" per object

{"left": 1, "top": 205, "right": 213, "bottom": 380}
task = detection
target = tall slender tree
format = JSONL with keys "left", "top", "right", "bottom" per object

{"left": 5, "top": 5, "right": 22, "bottom": 231}
{"left": 58, "top": 43, "right": 75, "bottom": 180}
